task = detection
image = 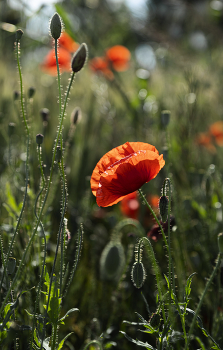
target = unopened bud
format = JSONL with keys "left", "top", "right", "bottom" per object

{"left": 70, "top": 107, "right": 81, "bottom": 125}
{"left": 28, "top": 86, "right": 35, "bottom": 99}
{"left": 159, "top": 195, "right": 169, "bottom": 223}
{"left": 15, "top": 29, "right": 23, "bottom": 42}
{"left": 50, "top": 13, "right": 62, "bottom": 40}
{"left": 40, "top": 108, "right": 50, "bottom": 123}
{"left": 218, "top": 233, "right": 223, "bottom": 254}
{"left": 36, "top": 134, "right": 44, "bottom": 145}
{"left": 8, "top": 123, "right": 16, "bottom": 137}
{"left": 71, "top": 43, "right": 88, "bottom": 73}
{"left": 131, "top": 262, "right": 146, "bottom": 289}
{"left": 13, "top": 90, "right": 20, "bottom": 101}
{"left": 161, "top": 110, "right": 170, "bottom": 128}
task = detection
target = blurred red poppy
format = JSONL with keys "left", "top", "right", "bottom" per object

{"left": 196, "top": 132, "right": 216, "bottom": 153}
{"left": 41, "top": 48, "right": 71, "bottom": 75}
{"left": 106, "top": 45, "right": 131, "bottom": 71}
{"left": 209, "top": 121, "right": 223, "bottom": 146}
{"left": 147, "top": 216, "right": 176, "bottom": 242}
{"left": 89, "top": 56, "right": 114, "bottom": 80}
{"left": 120, "top": 191, "right": 139, "bottom": 219}
{"left": 58, "top": 32, "right": 79, "bottom": 52}
{"left": 91, "top": 142, "right": 165, "bottom": 207}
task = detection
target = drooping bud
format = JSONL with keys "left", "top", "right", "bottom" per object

{"left": 100, "top": 241, "right": 125, "bottom": 280}
{"left": 131, "top": 261, "right": 146, "bottom": 289}
{"left": 28, "top": 86, "right": 35, "bottom": 99}
{"left": 8, "top": 123, "right": 16, "bottom": 137}
{"left": 161, "top": 110, "right": 170, "bottom": 127}
{"left": 149, "top": 313, "right": 161, "bottom": 329}
{"left": 70, "top": 107, "right": 81, "bottom": 125}
{"left": 71, "top": 43, "right": 88, "bottom": 73}
{"left": 36, "top": 133, "right": 44, "bottom": 145}
{"left": 159, "top": 195, "right": 169, "bottom": 223}
{"left": 218, "top": 233, "right": 223, "bottom": 254}
{"left": 15, "top": 29, "right": 23, "bottom": 42}
{"left": 50, "top": 13, "right": 62, "bottom": 40}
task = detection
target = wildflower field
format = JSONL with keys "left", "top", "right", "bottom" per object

{"left": 1, "top": 0, "right": 223, "bottom": 349}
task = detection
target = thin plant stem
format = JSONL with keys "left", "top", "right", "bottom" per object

{"left": 0, "top": 72, "right": 75, "bottom": 315}
{"left": 186, "top": 253, "right": 222, "bottom": 350}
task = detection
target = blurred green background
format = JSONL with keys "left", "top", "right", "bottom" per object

{"left": 2, "top": 0, "right": 223, "bottom": 349}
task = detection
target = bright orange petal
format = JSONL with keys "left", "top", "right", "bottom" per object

{"left": 58, "top": 32, "right": 79, "bottom": 52}
{"left": 120, "top": 191, "right": 139, "bottom": 219}
{"left": 89, "top": 57, "right": 114, "bottom": 80}
{"left": 91, "top": 142, "right": 165, "bottom": 207}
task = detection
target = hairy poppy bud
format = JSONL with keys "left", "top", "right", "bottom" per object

{"left": 100, "top": 241, "right": 125, "bottom": 280}
{"left": 15, "top": 29, "right": 23, "bottom": 42}
{"left": 161, "top": 110, "right": 170, "bottom": 127}
{"left": 71, "top": 43, "right": 88, "bottom": 73}
{"left": 218, "top": 233, "right": 223, "bottom": 254}
{"left": 70, "top": 107, "right": 81, "bottom": 125}
{"left": 50, "top": 13, "right": 62, "bottom": 40}
{"left": 159, "top": 195, "right": 169, "bottom": 223}
{"left": 149, "top": 313, "right": 161, "bottom": 329}
{"left": 131, "top": 262, "right": 146, "bottom": 289}
{"left": 36, "top": 133, "right": 44, "bottom": 145}
{"left": 28, "top": 86, "right": 35, "bottom": 98}
{"left": 8, "top": 123, "right": 16, "bottom": 137}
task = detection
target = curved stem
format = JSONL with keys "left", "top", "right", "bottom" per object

{"left": 83, "top": 340, "right": 103, "bottom": 350}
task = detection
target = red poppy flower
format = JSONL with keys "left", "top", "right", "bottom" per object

{"left": 196, "top": 132, "right": 216, "bottom": 153}
{"left": 120, "top": 191, "right": 139, "bottom": 219}
{"left": 89, "top": 56, "right": 114, "bottom": 80}
{"left": 41, "top": 48, "right": 71, "bottom": 75}
{"left": 58, "top": 32, "right": 79, "bottom": 52}
{"left": 209, "top": 121, "right": 223, "bottom": 146}
{"left": 91, "top": 142, "right": 165, "bottom": 207}
{"left": 106, "top": 45, "right": 131, "bottom": 71}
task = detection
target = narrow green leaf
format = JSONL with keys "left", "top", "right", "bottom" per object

{"left": 57, "top": 332, "right": 73, "bottom": 350}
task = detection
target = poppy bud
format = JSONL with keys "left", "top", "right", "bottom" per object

{"left": 70, "top": 107, "right": 81, "bottom": 125}
{"left": 218, "top": 233, "right": 223, "bottom": 254}
{"left": 7, "top": 257, "right": 16, "bottom": 275}
{"left": 36, "top": 133, "right": 44, "bottom": 145}
{"left": 8, "top": 123, "right": 16, "bottom": 137}
{"left": 161, "top": 110, "right": 170, "bottom": 127}
{"left": 28, "top": 86, "right": 35, "bottom": 98}
{"left": 71, "top": 43, "right": 88, "bottom": 73}
{"left": 149, "top": 313, "right": 161, "bottom": 329}
{"left": 100, "top": 241, "right": 125, "bottom": 280}
{"left": 159, "top": 195, "right": 169, "bottom": 223}
{"left": 13, "top": 90, "right": 20, "bottom": 101}
{"left": 50, "top": 13, "right": 62, "bottom": 40}
{"left": 15, "top": 29, "right": 23, "bottom": 42}
{"left": 40, "top": 108, "right": 50, "bottom": 123}
{"left": 131, "top": 261, "right": 146, "bottom": 289}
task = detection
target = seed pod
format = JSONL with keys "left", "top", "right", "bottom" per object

{"left": 40, "top": 108, "right": 50, "bottom": 123}
{"left": 131, "top": 261, "right": 146, "bottom": 289}
{"left": 159, "top": 195, "right": 169, "bottom": 223}
{"left": 50, "top": 13, "right": 62, "bottom": 40}
{"left": 13, "top": 90, "right": 20, "bottom": 101}
{"left": 36, "top": 133, "right": 44, "bottom": 145}
{"left": 71, "top": 43, "right": 88, "bottom": 73}
{"left": 218, "top": 233, "right": 223, "bottom": 254}
{"left": 15, "top": 29, "right": 23, "bottom": 42}
{"left": 100, "top": 241, "right": 125, "bottom": 280}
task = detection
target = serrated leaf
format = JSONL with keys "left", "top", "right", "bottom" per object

{"left": 185, "top": 273, "right": 196, "bottom": 302}
{"left": 120, "top": 331, "right": 157, "bottom": 349}
{"left": 58, "top": 308, "right": 79, "bottom": 323}
{"left": 104, "top": 341, "right": 117, "bottom": 348}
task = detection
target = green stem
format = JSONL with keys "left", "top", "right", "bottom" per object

{"left": 186, "top": 253, "right": 222, "bottom": 349}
